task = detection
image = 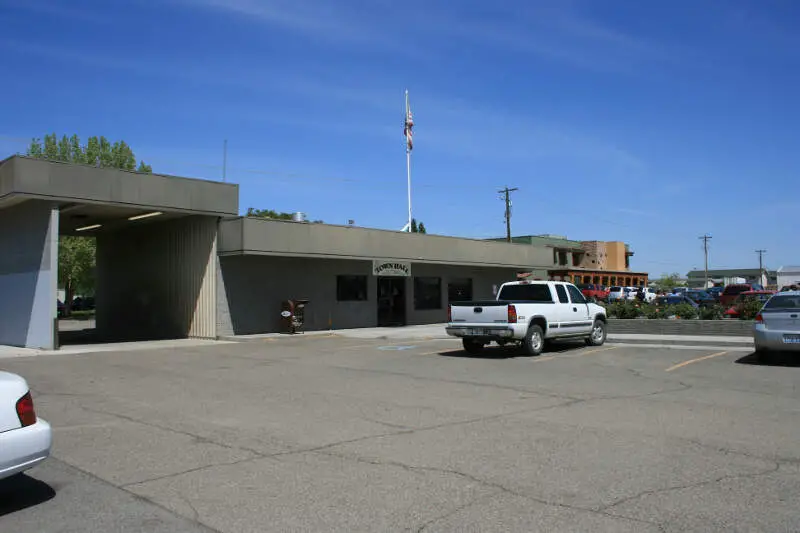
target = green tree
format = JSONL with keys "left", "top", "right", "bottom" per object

{"left": 69, "top": 134, "right": 85, "bottom": 164}
{"left": 85, "top": 136, "right": 100, "bottom": 166}
{"left": 43, "top": 133, "right": 58, "bottom": 160}
{"left": 655, "top": 272, "right": 682, "bottom": 291}
{"left": 409, "top": 218, "right": 427, "bottom": 233}
{"left": 137, "top": 161, "right": 152, "bottom": 173}
{"left": 59, "top": 236, "right": 96, "bottom": 315}
{"left": 26, "top": 132, "right": 154, "bottom": 314}
{"left": 112, "top": 140, "right": 136, "bottom": 170}
{"left": 98, "top": 136, "right": 113, "bottom": 167}
{"left": 57, "top": 135, "right": 71, "bottom": 162}
{"left": 246, "top": 208, "right": 323, "bottom": 223}
{"left": 247, "top": 208, "right": 294, "bottom": 220}
{"left": 27, "top": 138, "right": 43, "bottom": 158}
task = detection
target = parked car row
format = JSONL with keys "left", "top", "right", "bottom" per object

{"left": 753, "top": 290, "right": 800, "bottom": 360}
{"left": 607, "top": 286, "right": 656, "bottom": 303}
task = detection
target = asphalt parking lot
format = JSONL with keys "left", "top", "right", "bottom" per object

{"left": 1, "top": 335, "right": 799, "bottom": 532}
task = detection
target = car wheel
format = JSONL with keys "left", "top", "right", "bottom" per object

{"left": 462, "top": 338, "right": 485, "bottom": 355}
{"left": 586, "top": 320, "right": 607, "bottom": 346}
{"left": 522, "top": 325, "right": 544, "bottom": 356}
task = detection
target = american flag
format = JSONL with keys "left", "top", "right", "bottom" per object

{"left": 404, "top": 95, "right": 414, "bottom": 151}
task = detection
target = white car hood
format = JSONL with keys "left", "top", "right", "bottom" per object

{"left": 0, "top": 371, "right": 29, "bottom": 433}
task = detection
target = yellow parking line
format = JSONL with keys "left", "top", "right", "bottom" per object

{"left": 665, "top": 351, "right": 729, "bottom": 372}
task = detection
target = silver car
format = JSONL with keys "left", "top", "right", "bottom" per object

{"left": 753, "top": 291, "right": 800, "bottom": 359}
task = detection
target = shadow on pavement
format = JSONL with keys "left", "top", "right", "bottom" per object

{"left": 735, "top": 352, "right": 800, "bottom": 368}
{"left": 438, "top": 340, "right": 587, "bottom": 359}
{"left": 0, "top": 474, "right": 56, "bottom": 516}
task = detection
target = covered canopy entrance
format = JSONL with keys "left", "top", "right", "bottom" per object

{"left": 0, "top": 156, "right": 238, "bottom": 349}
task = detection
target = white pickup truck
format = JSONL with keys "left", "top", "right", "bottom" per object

{"left": 446, "top": 280, "right": 608, "bottom": 355}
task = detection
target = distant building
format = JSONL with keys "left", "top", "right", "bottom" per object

{"left": 686, "top": 268, "right": 778, "bottom": 288}
{"left": 489, "top": 235, "right": 648, "bottom": 287}
{"left": 777, "top": 266, "right": 800, "bottom": 288}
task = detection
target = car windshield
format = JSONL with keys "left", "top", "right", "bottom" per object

{"left": 498, "top": 284, "right": 554, "bottom": 303}
{"left": 763, "top": 295, "right": 800, "bottom": 309}
{"left": 610, "top": 287, "right": 622, "bottom": 292}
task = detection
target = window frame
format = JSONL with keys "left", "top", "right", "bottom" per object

{"left": 336, "top": 275, "right": 368, "bottom": 302}
{"left": 567, "top": 284, "right": 587, "bottom": 304}
{"left": 555, "top": 284, "right": 569, "bottom": 303}
{"left": 414, "top": 276, "right": 443, "bottom": 310}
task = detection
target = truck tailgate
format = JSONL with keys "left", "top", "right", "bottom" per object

{"left": 450, "top": 301, "right": 510, "bottom": 324}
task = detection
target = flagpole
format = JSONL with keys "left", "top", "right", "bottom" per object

{"left": 405, "top": 89, "right": 412, "bottom": 232}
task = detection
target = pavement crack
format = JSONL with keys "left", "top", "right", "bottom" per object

{"left": 80, "top": 405, "right": 268, "bottom": 458}
{"left": 312, "top": 448, "right": 662, "bottom": 530}
{"left": 120, "top": 455, "right": 265, "bottom": 488}
{"left": 269, "top": 399, "right": 586, "bottom": 459}
{"left": 598, "top": 461, "right": 781, "bottom": 514}
{"left": 324, "top": 364, "right": 584, "bottom": 401}
{"left": 176, "top": 491, "right": 201, "bottom": 522}
{"left": 413, "top": 492, "right": 501, "bottom": 532}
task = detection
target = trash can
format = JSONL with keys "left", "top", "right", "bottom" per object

{"left": 280, "top": 299, "right": 310, "bottom": 334}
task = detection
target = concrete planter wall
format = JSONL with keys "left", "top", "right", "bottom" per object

{"left": 608, "top": 318, "right": 753, "bottom": 337}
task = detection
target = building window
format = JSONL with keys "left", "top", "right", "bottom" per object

{"left": 336, "top": 275, "right": 368, "bottom": 301}
{"left": 414, "top": 277, "right": 442, "bottom": 310}
{"left": 448, "top": 278, "right": 473, "bottom": 302}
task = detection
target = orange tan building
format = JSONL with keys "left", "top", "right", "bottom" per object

{"left": 497, "top": 235, "right": 648, "bottom": 287}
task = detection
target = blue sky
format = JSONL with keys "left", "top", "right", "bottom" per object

{"left": 1, "top": 0, "right": 798, "bottom": 276}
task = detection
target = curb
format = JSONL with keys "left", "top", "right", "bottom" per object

{"left": 607, "top": 335, "right": 753, "bottom": 348}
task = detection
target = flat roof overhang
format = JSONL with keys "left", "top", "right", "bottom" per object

{"left": 0, "top": 156, "right": 239, "bottom": 234}
{"left": 218, "top": 217, "right": 556, "bottom": 270}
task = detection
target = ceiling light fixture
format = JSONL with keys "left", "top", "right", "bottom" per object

{"left": 75, "top": 224, "right": 102, "bottom": 232}
{"left": 128, "top": 211, "right": 163, "bottom": 221}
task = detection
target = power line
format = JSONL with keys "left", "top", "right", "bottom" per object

{"left": 498, "top": 186, "right": 518, "bottom": 243}
{"left": 699, "top": 234, "right": 712, "bottom": 288}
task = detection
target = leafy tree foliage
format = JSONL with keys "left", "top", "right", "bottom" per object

{"left": 410, "top": 218, "right": 427, "bottom": 233}
{"left": 26, "top": 133, "right": 154, "bottom": 314}
{"left": 246, "top": 208, "right": 323, "bottom": 223}
{"left": 27, "top": 133, "right": 151, "bottom": 172}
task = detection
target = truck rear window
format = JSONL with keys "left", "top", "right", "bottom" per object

{"left": 498, "top": 284, "right": 554, "bottom": 302}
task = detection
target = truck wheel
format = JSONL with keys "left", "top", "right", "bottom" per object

{"left": 586, "top": 320, "right": 606, "bottom": 346}
{"left": 462, "top": 338, "right": 485, "bottom": 355}
{"left": 522, "top": 325, "right": 544, "bottom": 356}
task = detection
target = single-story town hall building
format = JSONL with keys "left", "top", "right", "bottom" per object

{"left": 0, "top": 156, "right": 643, "bottom": 349}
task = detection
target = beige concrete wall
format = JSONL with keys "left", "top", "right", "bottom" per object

{"left": 219, "top": 217, "right": 554, "bottom": 270}
{"left": 216, "top": 255, "right": 520, "bottom": 335}
{"left": 605, "top": 242, "right": 628, "bottom": 271}
{"left": 96, "top": 215, "right": 218, "bottom": 341}
{"left": 0, "top": 200, "right": 58, "bottom": 349}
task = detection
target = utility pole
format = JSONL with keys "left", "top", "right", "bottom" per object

{"left": 498, "top": 187, "right": 518, "bottom": 242}
{"left": 756, "top": 249, "right": 767, "bottom": 285}
{"left": 699, "top": 234, "right": 712, "bottom": 288}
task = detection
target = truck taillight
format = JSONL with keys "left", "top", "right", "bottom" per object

{"left": 447, "top": 304, "right": 452, "bottom": 322}
{"left": 755, "top": 313, "right": 763, "bottom": 324}
{"left": 16, "top": 391, "right": 37, "bottom": 427}
{"left": 508, "top": 305, "right": 518, "bottom": 323}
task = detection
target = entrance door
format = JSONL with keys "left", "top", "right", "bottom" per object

{"left": 377, "top": 277, "right": 406, "bottom": 327}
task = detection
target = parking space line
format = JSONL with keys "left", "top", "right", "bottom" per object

{"left": 665, "top": 351, "right": 729, "bottom": 372}
{"left": 533, "top": 345, "right": 617, "bottom": 362}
